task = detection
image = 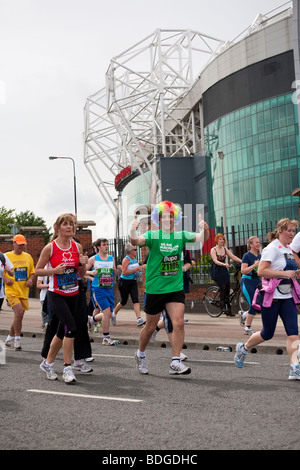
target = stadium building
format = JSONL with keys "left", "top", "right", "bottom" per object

{"left": 84, "top": 1, "right": 300, "bottom": 244}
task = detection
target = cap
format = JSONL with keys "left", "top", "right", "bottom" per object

{"left": 13, "top": 234, "right": 27, "bottom": 245}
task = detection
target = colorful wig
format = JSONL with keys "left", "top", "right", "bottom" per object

{"left": 151, "top": 200, "right": 182, "bottom": 226}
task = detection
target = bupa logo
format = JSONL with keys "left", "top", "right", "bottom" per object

{"left": 292, "top": 80, "right": 300, "bottom": 105}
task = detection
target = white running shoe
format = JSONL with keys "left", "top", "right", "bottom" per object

{"left": 40, "top": 360, "right": 58, "bottom": 381}
{"left": 135, "top": 352, "right": 148, "bottom": 374}
{"left": 62, "top": 365, "right": 77, "bottom": 384}
{"left": 180, "top": 351, "right": 188, "bottom": 361}
{"left": 73, "top": 360, "right": 93, "bottom": 373}
{"left": 111, "top": 312, "right": 117, "bottom": 325}
{"left": 244, "top": 326, "right": 255, "bottom": 336}
{"left": 289, "top": 365, "right": 300, "bottom": 380}
{"left": 14, "top": 339, "right": 22, "bottom": 350}
{"left": 137, "top": 317, "right": 146, "bottom": 326}
{"left": 169, "top": 361, "right": 191, "bottom": 375}
{"left": 102, "top": 337, "right": 120, "bottom": 346}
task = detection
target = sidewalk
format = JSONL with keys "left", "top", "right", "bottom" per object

{"left": 0, "top": 297, "right": 290, "bottom": 354}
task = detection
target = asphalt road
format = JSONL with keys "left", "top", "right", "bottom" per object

{"left": 1, "top": 336, "right": 299, "bottom": 453}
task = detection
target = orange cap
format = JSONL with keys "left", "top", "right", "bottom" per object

{"left": 13, "top": 234, "right": 27, "bottom": 245}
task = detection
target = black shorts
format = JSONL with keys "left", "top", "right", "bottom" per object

{"left": 144, "top": 291, "right": 185, "bottom": 315}
{"left": 118, "top": 278, "right": 139, "bottom": 305}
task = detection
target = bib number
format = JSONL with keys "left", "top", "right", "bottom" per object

{"left": 57, "top": 268, "right": 77, "bottom": 291}
{"left": 14, "top": 267, "right": 28, "bottom": 282}
{"left": 160, "top": 254, "right": 180, "bottom": 276}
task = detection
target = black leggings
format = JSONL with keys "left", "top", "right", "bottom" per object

{"left": 118, "top": 278, "right": 139, "bottom": 306}
{"left": 48, "top": 291, "right": 78, "bottom": 339}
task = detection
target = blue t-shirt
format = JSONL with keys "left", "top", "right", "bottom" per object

{"left": 241, "top": 252, "right": 261, "bottom": 279}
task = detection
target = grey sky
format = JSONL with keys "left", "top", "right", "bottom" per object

{"left": 0, "top": 0, "right": 291, "bottom": 238}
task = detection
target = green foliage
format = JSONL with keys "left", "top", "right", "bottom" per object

{"left": 0, "top": 207, "right": 51, "bottom": 242}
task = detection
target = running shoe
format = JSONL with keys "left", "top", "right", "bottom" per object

{"left": 244, "top": 326, "right": 255, "bottom": 336}
{"left": 135, "top": 351, "right": 148, "bottom": 374}
{"left": 14, "top": 339, "right": 22, "bottom": 350}
{"left": 234, "top": 342, "right": 247, "bottom": 368}
{"left": 111, "top": 312, "right": 117, "bottom": 325}
{"left": 238, "top": 310, "right": 246, "bottom": 326}
{"left": 5, "top": 339, "right": 13, "bottom": 348}
{"left": 62, "top": 365, "right": 77, "bottom": 384}
{"left": 169, "top": 361, "right": 191, "bottom": 375}
{"left": 150, "top": 329, "right": 158, "bottom": 343}
{"left": 40, "top": 360, "right": 58, "bottom": 380}
{"left": 88, "top": 316, "right": 95, "bottom": 332}
{"left": 73, "top": 360, "right": 93, "bottom": 373}
{"left": 289, "top": 365, "right": 300, "bottom": 380}
{"left": 137, "top": 317, "right": 146, "bottom": 326}
{"left": 180, "top": 351, "right": 188, "bottom": 361}
{"left": 102, "top": 337, "right": 120, "bottom": 346}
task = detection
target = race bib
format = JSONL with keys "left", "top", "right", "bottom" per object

{"left": 57, "top": 268, "right": 77, "bottom": 291}
{"left": 14, "top": 267, "right": 28, "bottom": 282}
{"left": 160, "top": 254, "right": 180, "bottom": 276}
{"left": 98, "top": 268, "right": 114, "bottom": 287}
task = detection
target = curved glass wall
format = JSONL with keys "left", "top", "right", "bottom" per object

{"left": 205, "top": 92, "right": 300, "bottom": 233}
{"left": 119, "top": 170, "right": 151, "bottom": 236}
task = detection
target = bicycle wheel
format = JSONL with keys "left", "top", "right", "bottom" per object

{"left": 238, "top": 290, "right": 249, "bottom": 312}
{"left": 203, "top": 286, "right": 222, "bottom": 317}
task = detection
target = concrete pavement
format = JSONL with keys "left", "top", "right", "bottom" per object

{"left": 0, "top": 297, "right": 291, "bottom": 355}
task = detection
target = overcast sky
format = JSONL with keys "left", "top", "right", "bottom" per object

{"left": 0, "top": 0, "right": 292, "bottom": 240}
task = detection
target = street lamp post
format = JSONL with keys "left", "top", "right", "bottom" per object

{"left": 49, "top": 156, "right": 77, "bottom": 216}
{"left": 218, "top": 151, "right": 226, "bottom": 233}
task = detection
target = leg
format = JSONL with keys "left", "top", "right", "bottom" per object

{"left": 138, "top": 312, "right": 161, "bottom": 352}
{"left": 10, "top": 302, "right": 25, "bottom": 337}
{"left": 164, "top": 302, "right": 185, "bottom": 358}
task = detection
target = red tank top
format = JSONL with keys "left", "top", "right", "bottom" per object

{"left": 49, "top": 239, "right": 80, "bottom": 296}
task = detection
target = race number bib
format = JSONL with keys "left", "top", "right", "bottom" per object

{"left": 160, "top": 254, "right": 180, "bottom": 276}
{"left": 57, "top": 268, "right": 77, "bottom": 291}
{"left": 97, "top": 268, "right": 114, "bottom": 288}
{"left": 14, "top": 267, "right": 28, "bottom": 282}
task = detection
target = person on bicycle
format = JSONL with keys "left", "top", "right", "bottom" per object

{"left": 210, "top": 233, "right": 242, "bottom": 316}
{"left": 239, "top": 236, "right": 261, "bottom": 335}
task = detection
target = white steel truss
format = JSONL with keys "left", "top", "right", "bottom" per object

{"left": 84, "top": 29, "right": 226, "bottom": 215}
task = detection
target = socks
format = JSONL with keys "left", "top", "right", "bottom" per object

{"left": 137, "top": 349, "right": 145, "bottom": 358}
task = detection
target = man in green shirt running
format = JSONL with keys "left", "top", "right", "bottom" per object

{"left": 130, "top": 200, "right": 209, "bottom": 375}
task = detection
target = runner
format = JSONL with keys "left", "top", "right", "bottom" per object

{"left": 87, "top": 238, "right": 121, "bottom": 345}
{"left": 36, "top": 213, "right": 88, "bottom": 383}
{"left": 130, "top": 200, "right": 209, "bottom": 375}
{"left": 4, "top": 234, "right": 35, "bottom": 350}
{"left": 234, "top": 218, "right": 300, "bottom": 380}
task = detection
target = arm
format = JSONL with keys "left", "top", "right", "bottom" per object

{"left": 241, "top": 259, "right": 260, "bottom": 275}
{"left": 225, "top": 248, "right": 242, "bottom": 264}
{"left": 35, "top": 244, "right": 65, "bottom": 277}
{"left": 78, "top": 245, "right": 88, "bottom": 278}
{"left": 130, "top": 215, "right": 146, "bottom": 247}
{"left": 193, "top": 214, "right": 210, "bottom": 244}
{"left": 257, "top": 260, "right": 299, "bottom": 279}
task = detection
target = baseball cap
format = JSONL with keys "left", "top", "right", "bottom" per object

{"left": 13, "top": 234, "right": 27, "bottom": 245}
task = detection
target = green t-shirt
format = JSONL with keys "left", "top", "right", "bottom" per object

{"left": 143, "top": 229, "right": 195, "bottom": 294}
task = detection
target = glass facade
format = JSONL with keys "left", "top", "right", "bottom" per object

{"left": 120, "top": 170, "right": 151, "bottom": 236}
{"left": 205, "top": 92, "right": 300, "bottom": 231}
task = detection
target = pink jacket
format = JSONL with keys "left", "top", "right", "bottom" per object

{"left": 252, "top": 278, "right": 300, "bottom": 310}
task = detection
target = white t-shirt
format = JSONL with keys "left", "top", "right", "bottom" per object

{"left": 0, "top": 254, "right": 14, "bottom": 299}
{"left": 290, "top": 232, "right": 300, "bottom": 254}
{"left": 261, "top": 238, "right": 297, "bottom": 299}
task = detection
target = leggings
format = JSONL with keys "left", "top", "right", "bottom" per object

{"left": 260, "top": 297, "right": 298, "bottom": 341}
{"left": 240, "top": 277, "right": 260, "bottom": 315}
{"left": 118, "top": 278, "right": 139, "bottom": 306}
{"left": 48, "top": 291, "right": 78, "bottom": 339}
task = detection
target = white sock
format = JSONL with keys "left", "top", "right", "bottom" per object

{"left": 137, "top": 349, "right": 145, "bottom": 358}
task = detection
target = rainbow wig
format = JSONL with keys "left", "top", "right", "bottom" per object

{"left": 151, "top": 200, "right": 182, "bottom": 226}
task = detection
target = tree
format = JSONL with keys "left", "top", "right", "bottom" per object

{"left": 0, "top": 206, "right": 15, "bottom": 234}
{"left": 0, "top": 207, "right": 51, "bottom": 242}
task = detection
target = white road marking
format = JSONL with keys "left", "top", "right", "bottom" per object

{"left": 28, "top": 389, "right": 143, "bottom": 403}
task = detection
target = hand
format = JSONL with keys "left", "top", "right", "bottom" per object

{"left": 54, "top": 263, "right": 66, "bottom": 275}
{"left": 131, "top": 214, "right": 140, "bottom": 231}
{"left": 26, "top": 278, "right": 34, "bottom": 288}
{"left": 79, "top": 252, "right": 88, "bottom": 265}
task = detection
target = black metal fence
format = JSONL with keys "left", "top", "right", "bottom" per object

{"left": 105, "top": 221, "right": 297, "bottom": 285}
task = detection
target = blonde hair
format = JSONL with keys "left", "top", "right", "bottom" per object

{"left": 247, "top": 236, "right": 260, "bottom": 251}
{"left": 267, "top": 218, "right": 299, "bottom": 242}
{"left": 51, "top": 213, "right": 76, "bottom": 241}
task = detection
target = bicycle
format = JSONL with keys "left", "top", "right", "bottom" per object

{"left": 203, "top": 265, "right": 249, "bottom": 318}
